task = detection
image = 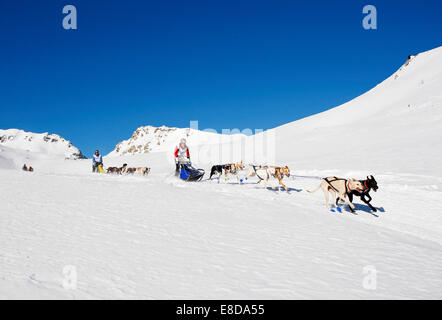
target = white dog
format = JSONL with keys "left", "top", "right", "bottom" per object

{"left": 244, "top": 165, "right": 291, "bottom": 190}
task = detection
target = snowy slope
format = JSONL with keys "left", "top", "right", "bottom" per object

{"left": 0, "top": 146, "right": 15, "bottom": 169}
{"left": 1, "top": 47, "right": 442, "bottom": 299}
{"left": 0, "top": 129, "right": 85, "bottom": 164}
{"left": 1, "top": 152, "right": 441, "bottom": 299}
{"left": 269, "top": 47, "right": 442, "bottom": 176}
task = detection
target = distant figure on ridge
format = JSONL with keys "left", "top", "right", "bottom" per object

{"left": 22, "top": 164, "right": 34, "bottom": 172}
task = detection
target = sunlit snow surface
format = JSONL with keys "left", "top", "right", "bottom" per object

{"left": 1, "top": 47, "right": 442, "bottom": 299}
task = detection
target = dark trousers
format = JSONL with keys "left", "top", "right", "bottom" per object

{"left": 92, "top": 162, "right": 102, "bottom": 173}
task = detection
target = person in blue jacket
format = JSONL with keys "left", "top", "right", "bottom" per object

{"left": 92, "top": 150, "right": 103, "bottom": 172}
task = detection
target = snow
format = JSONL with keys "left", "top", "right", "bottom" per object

{"left": 1, "top": 46, "right": 442, "bottom": 299}
{"left": 270, "top": 48, "right": 442, "bottom": 176}
{"left": 108, "top": 125, "right": 246, "bottom": 157}
{"left": 0, "top": 129, "right": 85, "bottom": 163}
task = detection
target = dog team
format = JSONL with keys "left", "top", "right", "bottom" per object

{"left": 190, "top": 137, "right": 378, "bottom": 213}
{"left": 106, "top": 163, "right": 151, "bottom": 176}
{"left": 210, "top": 163, "right": 378, "bottom": 213}
{"left": 92, "top": 149, "right": 150, "bottom": 176}
{"left": 90, "top": 140, "right": 380, "bottom": 212}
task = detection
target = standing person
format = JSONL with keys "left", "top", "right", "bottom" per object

{"left": 174, "top": 138, "right": 190, "bottom": 175}
{"left": 92, "top": 150, "right": 103, "bottom": 173}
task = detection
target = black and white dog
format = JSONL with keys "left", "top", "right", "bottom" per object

{"left": 336, "top": 175, "right": 379, "bottom": 212}
{"left": 209, "top": 161, "right": 244, "bottom": 182}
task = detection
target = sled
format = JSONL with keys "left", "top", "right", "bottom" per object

{"left": 179, "top": 163, "right": 205, "bottom": 182}
{"left": 98, "top": 164, "right": 104, "bottom": 173}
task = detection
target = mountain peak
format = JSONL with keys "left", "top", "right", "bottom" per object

{"left": 110, "top": 125, "right": 191, "bottom": 156}
{"left": 0, "top": 129, "right": 85, "bottom": 160}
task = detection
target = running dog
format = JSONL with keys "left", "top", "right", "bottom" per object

{"left": 107, "top": 167, "right": 121, "bottom": 174}
{"left": 244, "top": 165, "right": 291, "bottom": 191}
{"left": 308, "top": 176, "right": 364, "bottom": 212}
{"left": 125, "top": 166, "right": 150, "bottom": 176}
{"left": 125, "top": 168, "right": 136, "bottom": 174}
{"left": 107, "top": 163, "right": 128, "bottom": 174}
{"left": 209, "top": 161, "right": 245, "bottom": 182}
{"left": 135, "top": 167, "right": 150, "bottom": 175}
{"left": 120, "top": 163, "right": 128, "bottom": 173}
{"left": 336, "top": 175, "right": 379, "bottom": 212}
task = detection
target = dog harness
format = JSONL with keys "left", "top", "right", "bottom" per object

{"left": 323, "top": 176, "right": 348, "bottom": 193}
{"left": 346, "top": 180, "right": 354, "bottom": 192}
{"left": 252, "top": 165, "right": 269, "bottom": 181}
{"left": 363, "top": 180, "right": 369, "bottom": 190}
{"left": 227, "top": 164, "right": 237, "bottom": 174}
{"left": 357, "top": 180, "right": 369, "bottom": 193}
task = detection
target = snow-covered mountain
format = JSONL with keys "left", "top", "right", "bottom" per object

{"left": 108, "top": 125, "right": 189, "bottom": 156}
{"left": 108, "top": 125, "right": 245, "bottom": 157}
{"left": 0, "top": 129, "right": 85, "bottom": 161}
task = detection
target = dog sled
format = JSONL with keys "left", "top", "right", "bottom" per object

{"left": 179, "top": 163, "right": 205, "bottom": 182}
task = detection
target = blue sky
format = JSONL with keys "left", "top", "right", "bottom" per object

{"left": 0, "top": 0, "right": 441, "bottom": 156}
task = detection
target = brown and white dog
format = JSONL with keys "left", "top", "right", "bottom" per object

{"left": 107, "top": 163, "right": 128, "bottom": 174}
{"left": 135, "top": 167, "right": 150, "bottom": 175}
{"left": 209, "top": 161, "right": 245, "bottom": 182}
{"left": 107, "top": 167, "right": 121, "bottom": 174}
{"left": 124, "top": 165, "right": 150, "bottom": 176}
{"left": 119, "top": 163, "right": 128, "bottom": 173}
{"left": 307, "top": 176, "right": 364, "bottom": 212}
{"left": 244, "top": 165, "right": 291, "bottom": 190}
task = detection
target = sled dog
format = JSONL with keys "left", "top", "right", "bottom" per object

{"left": 125, "top": 166, "right": 150, "bottom": 176}
{"left": 209, "top": 161, "right": 245, "bottom": 182}
{"left": 107, "top": 167, "right": 121, "bottom": 174}
{"left": 106, "top": 163, "right": 129, "bottom": 174}
{"left": 336, "top": 175, "right": 379, "bottom": 212}
{"left": 244, "top": 165, "right": 291, "bottom": 191}
{"left": 307, "top": 176, "right": 364, "bottom": 212}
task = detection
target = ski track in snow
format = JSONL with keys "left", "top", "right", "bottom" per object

{"left": 1, "top": 156, "right": 442, "bottom": 299}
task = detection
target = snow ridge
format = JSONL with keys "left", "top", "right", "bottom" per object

{"left": 108, "top": 125, "right": 246, "bottom": 157}
{"left": 0, "top": 129, "right": 85, "bottom": 160}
